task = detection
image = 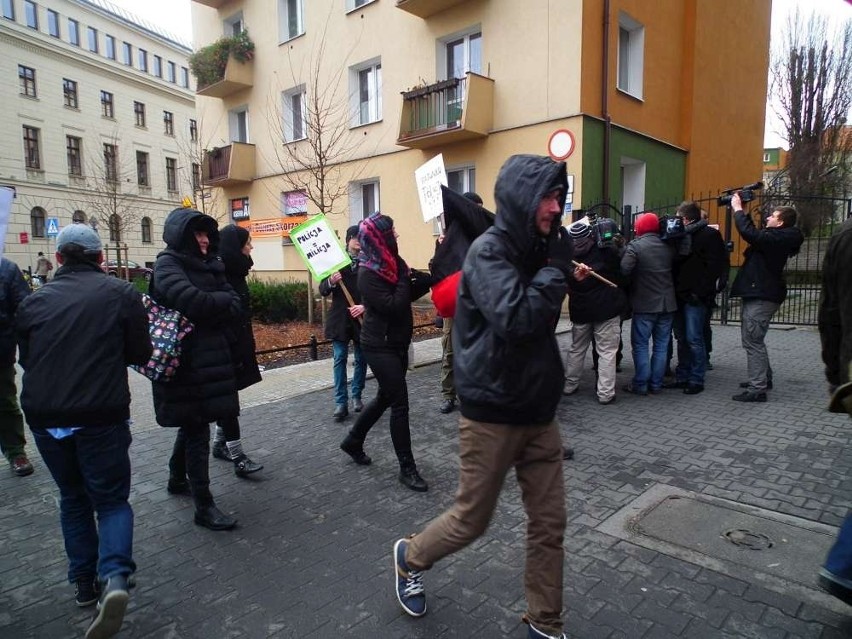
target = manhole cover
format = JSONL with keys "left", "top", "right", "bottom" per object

{"left": 722, "top": 528, "right": 774, "bottom": 550}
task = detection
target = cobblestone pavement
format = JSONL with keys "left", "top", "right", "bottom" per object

{"left": 1, "top": 322, "right": 851, "bottom": 638}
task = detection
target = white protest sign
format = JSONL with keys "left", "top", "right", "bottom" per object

{"left": 415, "top": 154, "right": 448, "bottom": 222}
{"left": 0, "top": 187, "right": 14, "bottom": 261}
{"left": 289, "top": 215, "right": 352, "bottom": 281}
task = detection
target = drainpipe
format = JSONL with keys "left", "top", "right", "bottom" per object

{"left": 602, "top": 0, "right": 612, "bottom": 205}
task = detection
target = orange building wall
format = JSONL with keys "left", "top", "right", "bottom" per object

{"left": 580, "top": 0, "right": 690, "bottom": 146}
{"left": 684, "top": 0, "right": 771, "bottom": 200}
{"left": 580, "top": 0, "right": 771, "bottom": 200}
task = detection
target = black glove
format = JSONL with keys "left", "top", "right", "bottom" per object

{"left": 547, "top": 227, "right": 574, "bottom": 277}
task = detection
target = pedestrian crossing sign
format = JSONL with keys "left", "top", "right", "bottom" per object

{"left": 46, "top": 217, "right": 60, "bottom": 237}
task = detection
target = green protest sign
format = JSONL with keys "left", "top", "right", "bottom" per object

{"left": 290, "top": 214, "right": 352, "bottom": 280}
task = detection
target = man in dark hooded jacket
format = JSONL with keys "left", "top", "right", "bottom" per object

{"left": 393, "top": 155, "right": 576, "bottom": 639}
{"left": 0, "top": 257, "right": 33, "bottom": 476}
{"left": 819, "top": 216, "right": 852, "bottom": 393}
{"left": 665, "top": 201, "right": 728, "bottom": 394}
{"left": 817, "top": 216, "right": 852, "bottom": 606}
{"left": 151, "top": 208, "right": 242, "bottom": 531}
{"left": 729, "top": 194, "right": 804, "bottom": 402}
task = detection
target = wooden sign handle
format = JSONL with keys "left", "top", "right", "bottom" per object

{"left": 571, "top": 260, "right": 618, "bottom": 288}
{"left": 339, "top": 281, "right": 364, "bottom": 325}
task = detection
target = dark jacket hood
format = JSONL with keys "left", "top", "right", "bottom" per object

{"left": 493, "top": 155, "right": 567, "bottom": 254}
{"left": 219, "top": 224, "right": 253, "bottom": 277}
{"left": 162, "top": 208, "right": 220, "bottom": 257}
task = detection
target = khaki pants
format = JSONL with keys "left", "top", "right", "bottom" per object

{"left": 406, "top": 416, "right": 566, "bottom": 635}
{"left": 440, "top": 318, "right": 455, "bottom": 400}
{"left": 563, "top": 315, "right": 621, "bottom": 402}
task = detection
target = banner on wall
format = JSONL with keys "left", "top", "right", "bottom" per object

{"left": 237, "top": 216, "right": 309, "bottom": 238}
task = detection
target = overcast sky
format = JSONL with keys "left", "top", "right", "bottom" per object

{"left": 110, "top": 0, "right": 852, "bottom": 148}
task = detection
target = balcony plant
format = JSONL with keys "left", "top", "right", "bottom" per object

{"left": 188, "top": 30, "right": 255, "bottom": 91}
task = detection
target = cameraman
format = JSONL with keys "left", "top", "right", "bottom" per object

{"left": 729, "top": 193, "right": 803, "bottom": 402}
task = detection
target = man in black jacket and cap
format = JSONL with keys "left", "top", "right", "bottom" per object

{"left": 730, "top": 193, "right": 804, "bottom": 402}
{"left": 392, "top": 154, "right": 581, "bottom": 639}
{"left": 16, "top": 224, "right": 151, "bottom": 638}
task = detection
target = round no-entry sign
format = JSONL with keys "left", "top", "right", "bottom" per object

{"left": 547, "top": 129, "right": 575, "bottom": 161}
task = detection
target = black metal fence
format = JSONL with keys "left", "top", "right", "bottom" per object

{"left": 578, "top": 194, "right": 852, "bottom": 326}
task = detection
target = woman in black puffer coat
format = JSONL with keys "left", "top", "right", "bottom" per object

{"left": 151, "top": 208, "right": 242, "bottom": 531}
{"left": 211, "top": 224, "right": 263, "bottom": 478}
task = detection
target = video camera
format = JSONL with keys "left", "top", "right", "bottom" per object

{"left": 718, "top": 181, "right": 763, "bottom": 207}
{"left": 586, "top": 209, "right": 619, "bottom": 249}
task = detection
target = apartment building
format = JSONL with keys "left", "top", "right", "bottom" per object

{"left": 1, "top": 0, "right": 196, "bottom": 273}
{"left": 191, "top": 0, "right": 771, "bottom": 278}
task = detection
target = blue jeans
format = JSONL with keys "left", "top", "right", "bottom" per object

{"left": 823, "top": 513, "right": 852, "bottom": 584}
{"left": 332, "top": 340, "right": 366, "bottom": 408}
{"left": 33, "top": 423, "right": 135, "bottom": 583}
{"left": 673, "top": 303, "right": 707, "bottom": 385}
{"left": 631, "top": 312, "right": 674, "bottom": 391}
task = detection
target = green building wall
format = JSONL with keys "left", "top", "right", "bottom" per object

{"left": 581, "top": 117, "right": 687, "bottom": 220}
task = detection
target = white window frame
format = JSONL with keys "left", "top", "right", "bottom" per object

{"left": 282, "top": 85, "right": 307, "bottom": 143}
{"left": 762, "top": 152, "right": 770, "bottom": 163}
{"left": 350, "top": 58, "right": 382, "bottom": 127}
{"left": 437, "top": 28, "right": 482, "bottom": 81}
{"left": 346, "top": 0, "right": 376, "bottom": 12}
{"left": 224, "top": 11, "right": 244, "bottom": 36}
{"left": 229, "top": 106, "right": 250, "bottom": 143}
{"left": 348, "top": 179, "right": 380, "bottom": 225}
{"left": 279, "top": 0, "right": 304, "bottom": 43}
{"left": 617, "top": 12, "right": 644, "bottom": 100}
{"left": 87, "top": 26, "right": 98, "bottom": 53}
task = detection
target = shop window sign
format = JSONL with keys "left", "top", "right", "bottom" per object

{"left": 282, "top": 190, "right": 308, "bottom": 216}
{"left": 231, "top": 197, "right": 250, "bottom": 221}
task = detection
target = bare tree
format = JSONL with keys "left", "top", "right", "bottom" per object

{"left": 770, "top": 8, "right": 852, "bottom": 234}
{"left": 79, "top": 132, "right": 144, "bottom": 275}
{"left": 175, "top": 114, "right": 225, "bottom": 222}
{"left": 266, "top": 11, "right": 369, "bottom": 218}
{"left": 264, "top": 10, "right": 374, "bottom": 322}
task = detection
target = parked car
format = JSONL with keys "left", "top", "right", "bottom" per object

{"left": 102, "top": 259, "right": 152, "bottom": 281}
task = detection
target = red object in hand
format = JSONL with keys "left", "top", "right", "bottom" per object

{"left": 431, "top": 271, "right": 462, "bottom": 318}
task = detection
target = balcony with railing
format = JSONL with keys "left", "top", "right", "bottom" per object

{"left": 191, "top": 0, "right": 230, "bottom": 8}
{"left": 196, "top": 54, "right": 253, "bottom": 99}
{"left": 397, "top": 73, "right": 494, "bottom": 149}
{"left": 202, "top": 142, "right": 256, "bottom": 187}
{"left": 395, "top": 0, "right": 473, "bottom": 18}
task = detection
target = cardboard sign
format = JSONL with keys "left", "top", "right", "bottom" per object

{"left": 289, "top": 215, "right": 351, "bottom": 280}
{"left": 415, "top": 154, "right": 447, "bottom": 222}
